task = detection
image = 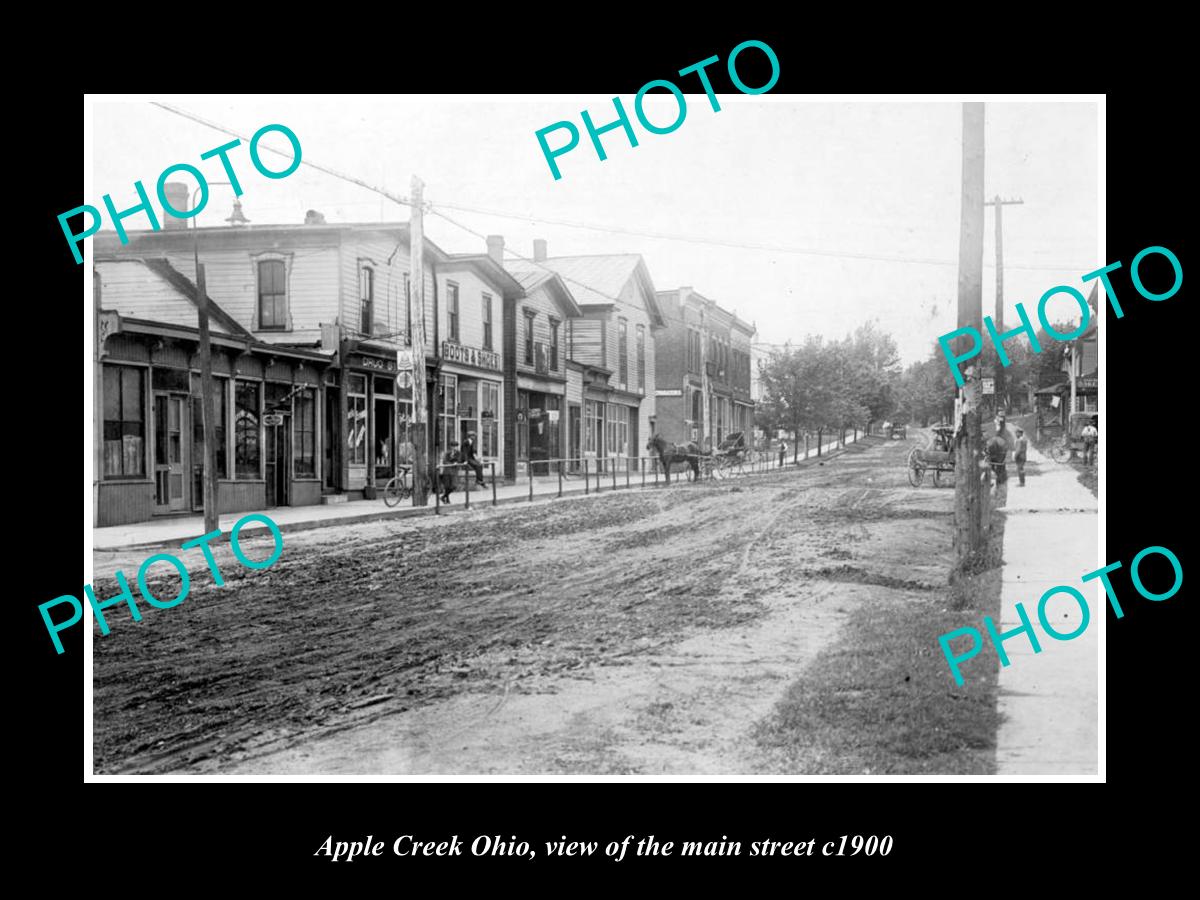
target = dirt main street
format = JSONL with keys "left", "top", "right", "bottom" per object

{"left": 93, "top": 434, "right": 957, "bottom": 775}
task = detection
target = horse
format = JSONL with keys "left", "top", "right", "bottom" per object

{"left": 646, "top": 434, "right": 702, "bottom": 484}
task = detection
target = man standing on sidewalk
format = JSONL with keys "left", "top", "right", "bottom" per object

{"left": 986, "top": 429, "right": 1009, "bottom": 495}
{"left": 778, "top": 439, "right": 787, "bottom": 468}
{"left": 1013, "top": 427, "right": 1028, "bottom": 487}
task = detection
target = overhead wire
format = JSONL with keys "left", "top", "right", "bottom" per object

{"left": 149, "top": 102, "right": 1092, "bottom": 275}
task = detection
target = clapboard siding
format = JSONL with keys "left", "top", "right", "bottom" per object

{"left": 341, "top": 236, "right": 437, "bottom": 348}
{"left": 569, "top": 316, "right": 605, "bottom": 366}
{"left": 96, "top": 260, "right": 239, "bottom": 333}
{"left": 515, "top": 284, "right": 567, "bottom": 375}
{"left": 161, "top": 246, "right": 340, "bottom": 344}
{"left": 437, "top": 268, "right": 509, "bottom": 354}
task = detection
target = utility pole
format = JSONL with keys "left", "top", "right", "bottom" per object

{"left": 984, "top": 195, "right": 1023, "bottom": 412}
{"left": 700, "top": 303, "right": 711, "bottom": 450}
{"left": 194, "top": 225, "right": 219, "bottom": 535}
{"left": 409, "top": 176, "right": 429, "bottom": 506}
{"left": 955, "top": 102, "right": 987, "bottom": 564}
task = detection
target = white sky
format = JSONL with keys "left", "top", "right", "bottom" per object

{"left": 88, "top": 96, "right": 1099, "bottom": 366}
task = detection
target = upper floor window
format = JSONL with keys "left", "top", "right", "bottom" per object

{"left": 636, "top": 324, "right": 645, "bottom": 393}
{"left": 524, "top": 309, "right": 536, "bottom": 364}
{"left": 447, "top": 281, "right": 460, "bottom": 342}
{"left": 482, "top": 293, "right": 493, "bottom": 350}
{"left": 359, "top": 265, "right": 375, "bottom": 336}
{"left": 257, "top": 259, "right": 287, "bottom": 330}
{"left": 549, "top": 318, "right": 560, "bottom": 370}
{"left": 617, "top": 317, "right": 628, "bottom": 390}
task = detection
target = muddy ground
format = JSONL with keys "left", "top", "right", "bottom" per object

{"left": 92, "top": 433, "right": 956, "bottom": 774}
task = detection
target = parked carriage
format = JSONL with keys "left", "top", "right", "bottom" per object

{"left": 907, "top": 424, "right": 956, "bottom": 486}
{"left": 711, "top": 431, "right": 754, "bottom": 477}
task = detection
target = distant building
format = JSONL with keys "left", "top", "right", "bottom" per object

{"left": 653, "top": 287, "right": 756, "bottom": 449}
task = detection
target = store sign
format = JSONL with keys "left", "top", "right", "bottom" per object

{"left": 442, "top": 340, "right": 501, "bottom": 372}
{"left": 1078, "top": 376, "right": 1098, "bottom": 390}
{"left": 263, "top": 413, "right": 284, "bottom": 426}
{"left": 396, "top": 370, "right": 413, "bottom": 391}
{"left": 981, "top": 377, "right": 995, "bottom": 395}
{"left": 349, "top": 353, "right": 396, "bottom": 373}
{"left": 656, "top": 389, "right": 683, "bottom": 398}
{"left": 396, "top": 349, "right": 413, "bottom": 371}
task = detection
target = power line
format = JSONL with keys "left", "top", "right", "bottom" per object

{"left": 150, "top": 103, "right": 1089, "bottom": 274}
{"left": 150, "top": 102, "right": 417, "bottom": 211}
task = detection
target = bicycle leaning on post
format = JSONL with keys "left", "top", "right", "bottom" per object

{"left": 382, "top": 464, "right": 414, "bottom": 507}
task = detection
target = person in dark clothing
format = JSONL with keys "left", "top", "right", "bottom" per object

{"left": 461, "top": 432, "right": 486, "bottom": 486}
{"left": 439, "top": 443, "right": 461, "bottom": 504}
{"left": 1013, "top": 427, "right": 1028, "bottom": 487}
{"left": 986, "top": 431, "right": 1009, "bottom": 488}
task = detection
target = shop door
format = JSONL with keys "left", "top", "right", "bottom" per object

{"left": 324, "top": 387, "right": 339, "bottom": 491}
{"left": 153, "top": 393, "right": 188, "bottom": 512}
{"left": 569, "top": 404, "right": 581, "bottom": 474}
{"left": 265, "top": 417, "right": 291, "bottom": 508}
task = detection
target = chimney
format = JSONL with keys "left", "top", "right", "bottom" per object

{"left": 304, "top": 209, "right": 327, "bottom": 225}
{"left": 533, "top": 238, "right": 547, "bottom": 262}
{"left": 486, "top": 234, "right": 505, "bottom": 266}
{"left": 162, "top": 182, "right": 190, "bottom": 231}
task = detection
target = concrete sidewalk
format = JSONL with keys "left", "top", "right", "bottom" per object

{"left": 93, "top": 434, "right": 864, "bottom": 551}
{"left": 994, "top": 443, "right": 1099, "bottom": 775}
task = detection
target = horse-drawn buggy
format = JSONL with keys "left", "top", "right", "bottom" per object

{"left": 711, "top": 431, "right": 754, "bottom": 477}
{"left": 646, "top": 431, "right": 757, "bottom": 483}
{"left": 907, "top": 423, "right": 955, "bottom": 486}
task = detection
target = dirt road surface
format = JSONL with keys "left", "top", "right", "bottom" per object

{"left": 92, "top": 434, "right": 954, "bottom": 774}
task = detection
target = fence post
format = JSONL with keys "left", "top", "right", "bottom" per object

{"left": 558, "top": 459, "right": 563, "bottom": 498}
{"left": 528, "top": 461, "right": 533, "bottom": 502}
{"left": 435, "top": 465, "right": 441, "bottom": 514}
{"left": 464, "top": 463, "right": 470, "bottom": 510}
{"left": 626, "top": 458, "right": 630, "bottom": 490}
{"left": 612, "top": 458, "right": 617, "bottom": 491}
{"left": 584, "top": 458, "right": 589, "bottom": 495}
{"left": 491, "top": 462, "right": 497, "bottom": 506}
{"left": 641, "top": 457, "right": 646, "bottom": 489}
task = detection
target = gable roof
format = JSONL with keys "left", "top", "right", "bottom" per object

{"left": 536, "top": 254, "right": 664, "bottom": 326}
{"left": 504, "top": 261, "right": 583, "bottom": 317}
{"left": 441, "top": 253, "right": 526, "bottom": 300}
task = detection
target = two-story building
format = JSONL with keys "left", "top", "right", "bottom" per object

{"left": 490, "top": 237, "right": 583, "bottom": 478}
{"left": 653, "top": 286, "right": 756, "bottom": 449}
{"left": 533, "top": 243, "right": 665, "bottom": 472}
{"left": 93, "top": 185, "right": 530, "bottom": 525}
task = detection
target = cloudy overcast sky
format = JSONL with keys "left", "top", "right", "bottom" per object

{"left": 88, "top": 96, "right": 1099, "bottom": 366}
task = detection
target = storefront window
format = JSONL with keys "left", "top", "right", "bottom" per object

{"left": 517, "top": 389, "right": 529, "bottom": 463}
{"left": 103, "top": 365, "right": 145, "bottom": 478}
{"left": 585, "top": 400, "right": 605, "bottom": 455}
{"left": 192, "top": 376, "right": 227, "bottom": 479}
{"left": 235, "top": 380, "right": 261, "bottom": 478}
{"left": 346, "top": 374, "right": 367, "bottom": 466}
{"left": 295, "top": 388, "right": 316, "bottom": 477}
{"left": 440, "top": 374, "right": 458, "bottom": 450}
{"left": 480, "top": 382, "right": 499, "bottom": 458}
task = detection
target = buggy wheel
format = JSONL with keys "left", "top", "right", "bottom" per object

{"left": 1050, "top": 442, "right": 1072, "bottom": 463}
{"left": 906, "top": 448, "right": 924, "bottom": 486}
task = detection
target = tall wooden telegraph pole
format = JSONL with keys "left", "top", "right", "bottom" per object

{"left": 984, "top": 195, "right": 1023, "bottom": 411}
{"left": 955, "top": 103, "right": 986, "bottom": 563}
{"left": 409, "top": 176, "right": 429, "bottom": 506}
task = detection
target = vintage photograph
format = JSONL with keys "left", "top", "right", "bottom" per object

{"left": 85, "top": 95, "right": 1100, "bottom": 776}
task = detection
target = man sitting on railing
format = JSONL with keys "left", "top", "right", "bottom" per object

{"left": 462, "top": 432, "right": 486, "bottom": 487}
